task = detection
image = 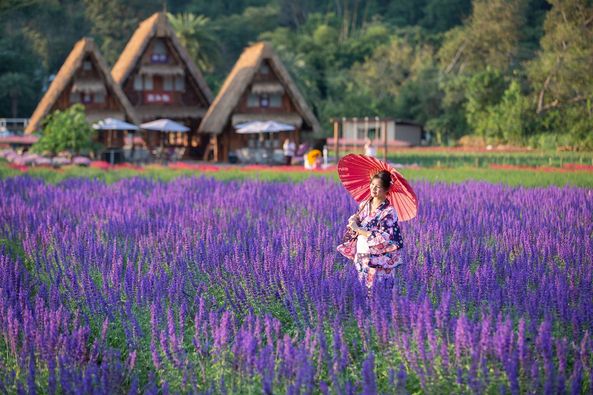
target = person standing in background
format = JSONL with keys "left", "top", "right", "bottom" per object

{"left": 283, "top": 138, "right": 296, "bottom": 165}
{"left": 364, "top": 138, "right": 376, "bottom": 157}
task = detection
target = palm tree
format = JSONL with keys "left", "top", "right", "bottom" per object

{"left": 167, "top": 13, "right": 221, "bottom": 73}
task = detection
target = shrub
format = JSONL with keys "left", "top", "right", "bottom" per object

{"left": 31, "top": 104, "right": 96, "bottom": 157}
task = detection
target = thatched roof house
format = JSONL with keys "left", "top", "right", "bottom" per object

{"left": 111, "top": 12, "right": 213, "bottom": 154}
{"left": 198, "top": 41, "right": 320, "bottom": 162}
{"left": 25, "top": 38, "right": 138, "bottom": 134}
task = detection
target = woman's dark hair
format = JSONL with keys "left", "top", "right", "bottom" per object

{"left": 371, "top": 170, "right": 392, "bottom": 190}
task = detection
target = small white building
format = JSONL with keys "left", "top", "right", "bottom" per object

{"left": 336, "top": 117, "right": 423, "bottom": 147}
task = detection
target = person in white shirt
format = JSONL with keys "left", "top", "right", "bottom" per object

{"left": 364, "top": 138, "right": 377, "bottom": 157}
{"left": 283, "top": 138, "right": 296, "bottom": 165}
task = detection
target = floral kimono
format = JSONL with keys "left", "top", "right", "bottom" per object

{"left": 337, "top": 199, "right": 404, "bottom": 288}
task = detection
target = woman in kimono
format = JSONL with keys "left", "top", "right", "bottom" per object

{"left": 337, "top": 170, "right": 404, "bottom": 289}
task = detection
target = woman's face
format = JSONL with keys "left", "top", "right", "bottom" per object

{"left": 370, "top": 178, "right": 387, "bottom": 200}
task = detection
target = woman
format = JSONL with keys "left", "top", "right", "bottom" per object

{"left": 337, "top": 170, "right": 404, "bottom": 289}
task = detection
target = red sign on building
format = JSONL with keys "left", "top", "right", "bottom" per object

{"left": 144, "top": 92, "right": 172, "bottom": 104}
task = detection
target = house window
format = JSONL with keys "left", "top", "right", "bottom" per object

{"left": 134, "top": 75, "right": 143, "bottom": 91}
{"left": 356, "top": 127, "right": 366, "bottom": 140}
{"left": 151, "top": 40, "right": 168, "bottom": 63}
{"left": 82, "top": 93, "right": 92, "bottom": 104}
{"left": 259, "top": 94, "right": 270, "bottom": 108}
{"left": 270, "top": 94, "right": 282, "bottom": 108}
{"left": 174, "top": 76, "right": 185, "bottom": 91}
{"left": 95, "top": 92, "right": 105, "bottom": 103}
{"left": 163, "top": 76, "right": 173, "bottom": 91}
{"left": 260, "top": 63, "right": 270, "bottom": 74}
{"left": 83, "top": 60, "right": 92, "bottom": 71}
{"left": 144, "top": 75, "right": 153, "bottom": 90}
{"left": 247, "top": 93, "right": 259, "bottom": 108}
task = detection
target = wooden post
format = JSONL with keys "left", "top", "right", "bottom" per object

{"left": 333, "top": 119, "right": 339, "bottom": 163}
{"left": 383, "top": 120, "right": 388, "bottom": 162}
{"left": 208, "top": 134, "right": 218, "bottom": 162}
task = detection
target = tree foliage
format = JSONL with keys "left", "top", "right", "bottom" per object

{"left": 168, "top": 13, "right": 221, "bottom": 73}
{"left": 526, "top": 0, "right": 593, "bottom": 149}
{"left": 84, "top": 0, "right": 161, "bottom": 65}
{"left": 32, "top": 104, "right": 96, "bottom": 156}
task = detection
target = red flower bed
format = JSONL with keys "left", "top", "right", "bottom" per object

{"left": 7, "top": 163, "right": 28, "bottom": 172}
{"left": 562, "top": 163, "right": 593, "bottom": 171}
{"left": 113, "top": 163, "right": 144, "bottom": 171}
{"left": 168, "top": 162, "right": 220, "bottom": 172}
{"left": 90, "top": 161, "right": 112, "bottom": 170}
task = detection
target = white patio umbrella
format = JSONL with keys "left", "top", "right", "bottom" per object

{"left": 93, "top": 118, "right": 139, "bottom": 164}
{"left": 92, "top": 118, "right": 139, "bottom": 131}
{"left": 140, "top": 118, "right": 190, "bottom": 132}
{"left": 140, "top": 119, "right": 190, "bottom": 159}
{"left": 235, "top": 120, "right": 295, "bottom": 134}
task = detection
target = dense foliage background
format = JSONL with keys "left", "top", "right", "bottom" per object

{"left": 1, "top": 0, "right": 592, "bottom": 149}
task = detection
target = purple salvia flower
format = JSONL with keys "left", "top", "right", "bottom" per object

{"left": 128, "top": 349, "right": 137, "bottom": 371}
{"left": 150, "top": 337, "right": 161, "bottom": 370}
{"left": 361, "top": 353, "right": 377, "bottom": 395}
{"left": 536, "top": 320, "right": 554, "bottom": 394}
{"left": 396, "top": 364, "right": 407, "bottom": 395}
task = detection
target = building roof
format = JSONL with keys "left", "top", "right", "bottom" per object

{"left": 26, "top": 38, "right": 139, "bottom": 134}
{"left": 198, "top": 41, "right": 321, "bottom": 135}
{"left": 111, "top": 12, "right": 213, "bottom": 105}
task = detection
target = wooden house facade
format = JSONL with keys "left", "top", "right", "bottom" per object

{"left": 111, "top": 12, "right": 213, "bottom": 156}
{"left": 25, "top": 37, "right": 138, "bottom": 149}
{"left": 198, "top": 42, "right": 321, "bottom": 162}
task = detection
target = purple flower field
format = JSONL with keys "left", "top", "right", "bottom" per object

{"left": 0, "top": 175, "right": 592, "bottom": 393}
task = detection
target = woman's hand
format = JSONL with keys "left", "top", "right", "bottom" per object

{"left": 348, "top": 217, "right": 359, "bottom": 231}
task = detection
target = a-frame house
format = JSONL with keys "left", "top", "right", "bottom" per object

{"left": 25, "top": 38, "right": 139, "bottom": 134}
{"left": 198, "top": 41, "right": 321, "bottom": 162}
{"left": 112, "top": 12, "right": 213, "bottom": 156}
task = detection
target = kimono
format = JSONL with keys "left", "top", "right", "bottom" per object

{"left": 337, "top": 199, "right": 404, "bottom": 289}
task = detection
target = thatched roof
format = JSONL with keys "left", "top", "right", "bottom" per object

{"left": 25, "top": 38, "right": 138, "bottom": 134}
{"left": 198, "top": 41, "right": 321, "bottom": 135}
{"left": 111, "top": 12, "right": 212, "bottom": 104}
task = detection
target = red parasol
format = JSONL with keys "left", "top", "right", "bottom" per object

{"left": 338, "top": 154, "right": 418, "bottom": 221}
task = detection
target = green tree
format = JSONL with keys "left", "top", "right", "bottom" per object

{"left": 83, "top": 0, "right": 160, "bottom": 65}
{"left": 466, "top": 78, "right": 532, "bottom": 144}
{"left": 495, "top": 80, "right": 533, "bottom": 144}
{"left": 433, "top": 0, "right": 528, "bottom": 143}
{"left": 0, "top": 72, "right": 34, "bottom": 118}
{"left": 32, "top": 104, "right": 95, "bottom": 156}
{"left": 211, "top": 4, "right": 280, "bottom": 88}
{"left": 421, "top": 0, "right": 472, "bottom": 33}
{"left": 528, "top": 0, "right": 593, "bottom": 114}
{"left": 526, "top": 0, "right": 593, "bottom": 149}
{"left": 438, "top": 0, "right": 527, "bottom": 74}
{"left": 0, "top": 33, "right": 40, "bottom": 117}
{"left": 168, "top": 13, "right": 221, "bottom": 73}
{"left": 465, "top": 67, "right": 507, "bottom": 140}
